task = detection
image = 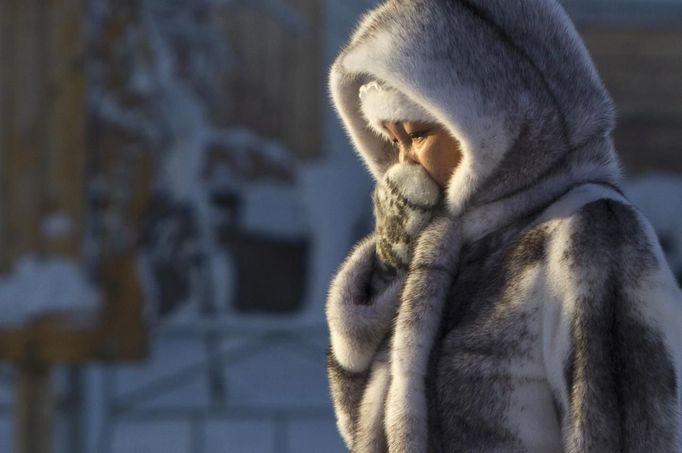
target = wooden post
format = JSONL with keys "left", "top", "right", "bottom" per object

{"left": 579, "top": 25, "right": 682, "bottom": 174}
{"left": 0, "top": 0, "right": 146, "bottom": 452}
{"left": 14, "top": 361, "right": 53, "bottom": 453}
{"left": 219, "top": 0, "right": 323, "bottom": 162}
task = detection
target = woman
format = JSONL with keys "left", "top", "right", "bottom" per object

{"left": 326, "top": 0, "right": 682, "bottom": 452}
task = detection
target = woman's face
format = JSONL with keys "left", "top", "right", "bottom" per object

{"left": 383, "top": 121, "right": 463, "bottom": 188}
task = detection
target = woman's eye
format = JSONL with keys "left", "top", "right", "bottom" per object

{"left": 408, "top": 129, "right": 430, "bottom": 143}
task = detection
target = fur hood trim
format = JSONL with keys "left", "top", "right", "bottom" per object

{"left": 359, "top": 81, "right": 438, "bottom": 138}
{"left": 330, "top": 0, "right": 621, "bottom": 217}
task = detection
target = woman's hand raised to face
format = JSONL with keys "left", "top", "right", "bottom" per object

{"left": 373, "top": 162, "right": 442, "bottom": 273}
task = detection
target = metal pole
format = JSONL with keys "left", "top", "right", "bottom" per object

{"left": 273, "top": 414, "right": 289, "bottom": 453}
{"left": 64, "top": 367, "right": 84, "bottom": 453}
{"left": 190, "top": 416, "right": 205, "bottom": 453}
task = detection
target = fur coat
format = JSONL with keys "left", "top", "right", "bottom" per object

{"left": 326, "top": 0, "right": 682, "bottom": 452}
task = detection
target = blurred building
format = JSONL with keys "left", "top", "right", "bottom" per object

{"left": 564, "top": 0, "right": 682, "bottom": 175}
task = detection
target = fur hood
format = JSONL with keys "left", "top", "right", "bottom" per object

{"left": 330, "top": 0, "right": 620, "bottom": 222}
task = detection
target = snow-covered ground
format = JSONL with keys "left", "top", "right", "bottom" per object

{"left": 0, "top": 328, "right": 346, "bottom": 453}
{"left": 94, "top": 329, "right": 344, "bottom": 453}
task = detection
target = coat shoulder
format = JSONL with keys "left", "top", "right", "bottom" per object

{"left": 556, "top": 198, "right": 660, "bottom": 272}
{"left": 500, "top": 196, "right": 655, "bottom": 275}
{"left": 544, "top": 197, "right": 682, "bottom": 315}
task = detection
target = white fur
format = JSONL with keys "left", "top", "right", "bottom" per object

{"left": 469, "top": 258, "right": 564, "bottom": 452}
{"left": 335, "top": 403, "right": 354, "bottom": 448}
{"left": 531, "top": 183, "right": 627, "bottom": 230}
{"left": 627, "top": 209, "right": 682, "bottom": 420}
{"left": 462, "top": 160, "right": 623, "bottom": 244}
{"left": 326, "top": 0, "right": 679, "bottom": 449}
{"left": 326, "top": 237, "right": 405, "bottom": 373}
{"left": 356, "top": 347, "right": 391, "bottom": 452}
{"left": 337, "top": 30, "right": 516, "bottom": 216}
{"left": 385, "top": 217, "right": 461, "bottom": 452}
{"left": 359, "top": 81, "right": 438, "bottom": 137}
{"left": 541, "top": 184, "right": 682, "bottom": 452}
{"left": 384, "top": 163, "right": 440, "bottom": 208}
{"left": 499, "top": 264, "right": 565, "bottom": 452}
{"left": 540, "top": 184, "right": 627, "bottom": 417}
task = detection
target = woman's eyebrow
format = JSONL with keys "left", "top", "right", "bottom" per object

{"left": 384, "top": 122, "right": 409, "bottom": 140}
{"left": 408, "top": 125, "right": 433, "bottom": 133}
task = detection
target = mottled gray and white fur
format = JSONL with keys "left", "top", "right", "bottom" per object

{"left": 326, "top": 0, "right": 682, "bottom": 452}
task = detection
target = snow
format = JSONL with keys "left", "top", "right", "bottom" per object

{"left": 294, "top": 0, "right": 379, "bottom": 318}
{"left": 42, "top": 213, "right": 75, "bottom": 240}
{"left": 0, "top": 256, "right": 101, "bottom": 327}
{"left": 298, "top": 157, "right": 372, "bottom": 318}
{"left": 239, "top": 183, "right": 308, "bottom": 240}
{"left": 0, "top": 329, "right": 346, "bottom": 452}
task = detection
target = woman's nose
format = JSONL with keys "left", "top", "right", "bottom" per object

{"left": 399, "top": 146, "right": 417, "bottom": 164}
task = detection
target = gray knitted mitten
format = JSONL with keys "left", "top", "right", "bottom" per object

{"left": 373, "top": 163, "right": 441, "bottom": 275}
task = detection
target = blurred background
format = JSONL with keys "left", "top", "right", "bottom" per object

{"left": 0, "top": 0, "right": 680, "bottom": 452}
